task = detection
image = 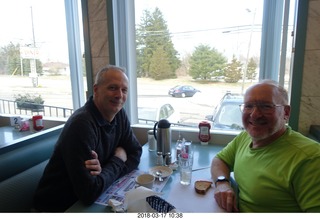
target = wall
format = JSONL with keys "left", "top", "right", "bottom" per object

{"left": 83, "top": 0, "right": 111, "bottom": 78}
{"left": 299, "top": 0, "right": 320, "bottom": 135}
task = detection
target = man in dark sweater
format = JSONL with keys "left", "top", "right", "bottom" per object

{"left": 33, "top": 65, "right": 142, "bottom": 212}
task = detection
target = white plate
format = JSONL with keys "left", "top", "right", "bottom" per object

{"left": 149, "top": 166, "right": 173, "bottom": 179}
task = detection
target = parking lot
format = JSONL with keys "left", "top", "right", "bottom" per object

{"left": 137, "top": 76, "right": 245, "bottom": 126}
{"left": 0, "top": 75, "right": 249, "bottom": 126}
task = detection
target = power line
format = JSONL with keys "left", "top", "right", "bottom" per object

{"left": 136, "top": 24, "right": 263, "bottom": 37}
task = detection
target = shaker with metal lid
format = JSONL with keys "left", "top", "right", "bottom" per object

{"left": 148, "top": 129, "right": 156, "bottom": 151}
{"left": 165, "top": 152, "right": 172, "bottom": 166}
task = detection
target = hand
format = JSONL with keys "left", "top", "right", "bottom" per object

{"left": 214, "top": 182, "right": 239, "bottom": 212}
{"left": 114, "top": 147, "right": 127, "bottom": 162}
{"left": 85, "top": 150, "right": 102, "bottom": 176}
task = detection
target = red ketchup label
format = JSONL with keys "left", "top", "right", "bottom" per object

{"left": 33, "top": 115, "right": 44, "bottom": 131}
{"left": 198, "top": 121, "right": 211, "bottom": 143}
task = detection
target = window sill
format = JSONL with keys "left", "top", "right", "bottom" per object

{"left": 131, "top": 124, "right": 239, "bottom": 146}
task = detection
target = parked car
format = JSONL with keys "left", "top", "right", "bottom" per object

{"left": 205, "top": 92, "right": 244, "bottom": 130}
{"left": 138, "top": 103, "right": 180, "bottom": 124}
{"left": 168, "top": 85, "right": 200, "bottom": 98}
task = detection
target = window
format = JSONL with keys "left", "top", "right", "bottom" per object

{"left": 120, "top": 0, "right": 296, "bottom": 132}
{"left": 0, "top": 0, "right": 297, "bottom": 135}
{"left": 218, "top": 104, "right": 243, "bottom": 128}
{"left": 0, "top": 0, "right": 85, "bottom": 121}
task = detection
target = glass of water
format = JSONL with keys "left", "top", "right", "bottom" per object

{"left": 178, "top": 153, "right": 193, "bottom": 185}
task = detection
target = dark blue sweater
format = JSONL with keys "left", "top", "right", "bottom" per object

{"left": 33, "top": 97, "right": 142, "bottom": 212}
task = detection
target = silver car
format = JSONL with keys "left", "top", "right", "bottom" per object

{"left": 138, "top": 103, "right": 180, "bottom": 124}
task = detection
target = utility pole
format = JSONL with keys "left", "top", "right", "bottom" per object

{"left": 241, "top": 8, "right": 256, "bottom": 94}
{"left": 30, "top": 6, "right": 38, "bottom": 87}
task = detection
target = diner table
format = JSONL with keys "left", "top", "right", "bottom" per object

{"left": 66, "top": 142, "right": 225, "bottom": 213}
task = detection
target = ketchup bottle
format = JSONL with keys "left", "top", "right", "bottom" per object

{"left": 198, "top": 121, "right": 211, "bottom": 145}
{"left": 33, "top": 115, "right": 44, "bottom": 131}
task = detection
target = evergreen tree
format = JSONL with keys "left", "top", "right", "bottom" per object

{"left": 136, "top": 7, "right": 180, "bottom": 79}
{"left": 189, "top": 44, "right": 227, "bottom": 80}
{"left": 224, "top": 55, "right": 242, "bottom": 83}
{"left": 136, "top": 9, "right": 152, "bottom": 78}
{"left": 246, "top": 57, "right": 258, "bottom": 80}
{"left": 149, "top": 46, "right": 172, "bottom": 80}
{"left": 0, "top": 42, "right": 20, "bottom": 75}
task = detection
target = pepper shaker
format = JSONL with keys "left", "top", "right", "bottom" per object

{"left": 165, "top": 152, "right": 171, "bottom": 166}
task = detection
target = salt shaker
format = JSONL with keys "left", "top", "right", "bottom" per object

{"left": 156, "top": 152, "right": 163, "bottom": 166}
{"left": 148, "top": 130, "right": 156, "bottom": 151}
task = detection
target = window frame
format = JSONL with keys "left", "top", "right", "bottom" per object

{"left": 78, "top": 0, "right": 307, "bottom": 139}
{"left": 65, "top": 0, "right": 85, "bottom": 110}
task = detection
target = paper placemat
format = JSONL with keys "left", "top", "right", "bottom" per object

{"left": 95, "top": 169, "right": 169, "bottom": 206}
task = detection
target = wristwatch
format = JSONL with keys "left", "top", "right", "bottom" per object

{"left": 215, "top": 176, "right": 229, "bottom": 186}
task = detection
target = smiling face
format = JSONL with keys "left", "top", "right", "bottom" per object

{"left": 93, "top": 68, "right": 128, "bottom": 122}
{"left": 242, "top": 82, "right": 291, "bottom": 148}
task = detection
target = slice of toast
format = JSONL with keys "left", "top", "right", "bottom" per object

{"left": 194, "top": 180, "right": 212, "bottom": 195}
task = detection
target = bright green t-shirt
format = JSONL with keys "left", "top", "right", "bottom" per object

{"left": 216, "top": 126, "right": 320, "bottom": 212}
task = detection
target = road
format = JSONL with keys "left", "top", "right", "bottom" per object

{"left": 136, "top": 78, "right": 241, "bottom": 126}
{"left": 0, "top": 75, "right": 249, "bottom": 126}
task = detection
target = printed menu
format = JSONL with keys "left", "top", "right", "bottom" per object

{"left": 95, "top": 169, "right": 169, "bottom": 206}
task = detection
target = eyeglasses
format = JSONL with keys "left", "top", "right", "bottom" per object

{"left": 239, "top": 103, "right": 284, "bottom": 114}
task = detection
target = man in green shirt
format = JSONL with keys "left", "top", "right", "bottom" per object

{"left": 211, "top": 80, "right": 320, "bottom": 212}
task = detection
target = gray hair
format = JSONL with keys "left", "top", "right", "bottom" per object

{"left": 94, "top": 65, "right": 126, "bottom": 85}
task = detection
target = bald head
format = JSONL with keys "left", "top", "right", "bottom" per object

{"left": 245, "top": 80, "right": 289, "bottom": 105}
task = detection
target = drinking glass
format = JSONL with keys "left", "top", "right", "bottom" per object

{"left": 178, "top": 153, "right": 193, "bottom": 185}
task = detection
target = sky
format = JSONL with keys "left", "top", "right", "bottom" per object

{"left": 134, "top": 0, "right": 266, "bottom": 60}
{"left": 0, "top": 0, "right": 69, "bottom": 63}
{"left": 0, "top": 0, "right": 295, "bottom": 64}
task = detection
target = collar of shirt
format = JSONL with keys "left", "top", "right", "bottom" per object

{"left": 86, "top": 96, "right": 119, "bottom": 128}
